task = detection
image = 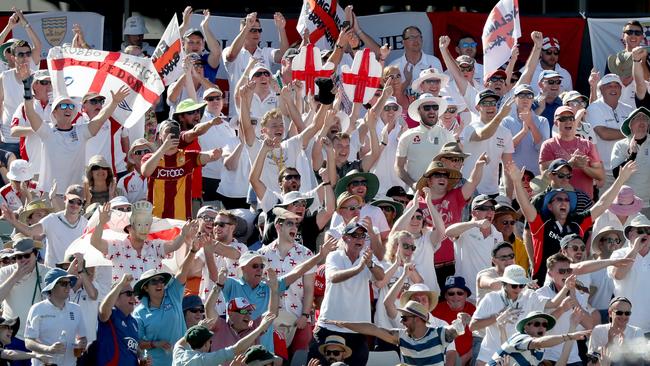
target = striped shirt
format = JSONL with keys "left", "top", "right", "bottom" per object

{"left": 489, "top": 333, "right": 543, "bottom": 366}
{"left": 398, "top": 326, "right": 450, "bottom": 366}
{"left": 143, "top": 149, "right": 200, "bottom": 219}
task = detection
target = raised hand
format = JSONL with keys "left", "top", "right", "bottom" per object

{"left": 245, "top": 12, "right": 258, "bottom": 30}
{"left": 588, "top": 68, "right": 600, "bottom": 88}
{"left": 439, "top": 35, "right": 451, "bottom": 50}
{"left": 531, "top": 31, "right": 543, "bottom": 47}
{"left": 273, "top": 12, "right": 286, "bottom": 29}
{"left": 201, "top": 9, "right": 211, "bottom": 28}
{"left": 379, "top": 44, "right": 391, "bottom": 61}
{"left": 111, "top": 86, "right": 130, "bottom": 104}
{"left": 320, "top": 236, "right": 339, "bottom": 256}
{"left": 617, "top": 160, "right": 638, "bottom": 182}
{"left": 182, "top": 6, "right": 193, "bottom": 25}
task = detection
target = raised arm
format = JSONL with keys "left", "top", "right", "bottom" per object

{"left": 183, "top": 116, "right": 222, "bottom": 143}
{"left": 238, "top": 81, "right": 256, "bottom": 147}
{"left": 391, "top": 194, "right": 419, "bottom": 236}
{"left": 383, "top": 265, "right": 409, "bottom": 319}
{"left": 90, "top": 203, "right": 110, "bottom": 255}
{"left": 176, "top": 236, "right": 199, "bottom": 285}
{"left": 424, "top": 188, "right": 446, "bottom": 245}
{"left": 439, "top": 35, "right": 468, "bottom": 95}
{"left": 632, "top": 47, "right": 648, "bottom": 98}
{"left": 470, "top": 97, "right": 514, "bottom": 142}
{"left": 200, "top": 10, "right": 222, "bottom": 69}
{"left": 225, "top": 13, "right": 256, "bottom": 63}
{"left": 141, "top": 135, "right": 177, "bottom": 177}
{"left": 248, "top": 137, "right": 273, "bottom": 199}
{"left": 361, "top": 85, "right": 392, "bottom": 171}
{"left": 315, "top": 170, "right": 335, "bottom": 229}
{"left": 589, "top": 161, "right": 636, "bottom": 219}
{"left": 461, "top": 153, "right": 487, "bottom": 200}
{"left": 14, "top": 8, "right": 42, "bottom": 65}
{"left": 348, "top": 6, "right": 381, "bottom": 56}
{"left": 611, "top": 236, "right": 645, "bottom": 280}
{"left": 324, "top": 320, "right": 398, "bottom": 345}
{"left": 232, "top": 312, "right": 277, "bottom": 355}
{"left": 99, "top": 274, "right": 133, "bottom": 322}
{"left": 506, "top": 162, "right": 537, "bottom": 222}
{"left": 88, "top": 87, "right": 130, "bottom": 137}
{"left": 165, "top": 220, "right": 197, "bottom": 255}
{"left": 273, "top": 13, "right": 289, "bottom": 64}
{"left": 0, "top": 204, "right": 43, "bottom": 238}
{"left": 517, "top": 31, "right": 543, "bottom": 86}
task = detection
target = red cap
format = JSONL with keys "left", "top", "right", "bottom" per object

{"left": 227, "top": 297, "right": 255, "bottom": 313}
{"left": 554, "top": 106, "right": 575, "bottom": 119}
{"left": 486, "top": 69, "right": 507, "bottom": 80}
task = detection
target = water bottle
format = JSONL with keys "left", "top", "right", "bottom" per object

{"left": 55, "top": 330, "right": 67, "bottom": 366}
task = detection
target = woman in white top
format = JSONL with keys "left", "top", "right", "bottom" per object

{"left": 588, "top": 296, "right": 645, "bottom": 364}
{"left": 370, "top": 96, "right": 408, "bottom": 195}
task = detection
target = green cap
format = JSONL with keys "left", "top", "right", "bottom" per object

{"left": 185, "top": 325, "right": 213, "bottom": 349}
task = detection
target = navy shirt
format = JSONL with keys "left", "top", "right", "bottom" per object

{"left": 97, "top": 308, "right": 139, "bottom": 366}
{"left": 533, "top": 97, "right": 563, "bottom": 131}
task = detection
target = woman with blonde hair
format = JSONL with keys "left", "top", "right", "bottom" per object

{"left": 83, "top": 155, "right": 121, "bottom": 206}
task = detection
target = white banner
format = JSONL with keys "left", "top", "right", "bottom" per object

{"left": 588, "top": 17, "right": 650, "bottom": 74}
{"left": 152, "top": 15, "right": 185, "bottom": 86}
{"left": 482, "top": 0, "right": 521, "bottom": 79}
{"left": 47, "top": 46, "right": 164, "bottom": 128}
{"left": 297, "top": 0, "right": 346, "bottom": 49}
{"left": 12, "top": 11, "right": 104, "bottom": 60}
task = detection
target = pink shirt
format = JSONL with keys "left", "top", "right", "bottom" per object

{"left": 539, "top": 136, "right": 600, "bottom": 199}
{"left": 417, "top": 187, "right": 466, "bottom": 264}
{"left": 211, "top": 317, "right": 260, "bottom": 352}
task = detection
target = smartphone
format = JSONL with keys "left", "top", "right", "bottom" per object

{"left": 341, "top": 20, "right": 351, "bottom": 30}
{"left": 169, "top": 123, "right": 180, "bottom": 139}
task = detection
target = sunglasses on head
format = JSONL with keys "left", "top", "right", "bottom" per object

{"left": 187, "top": 307, "right": 205, "bottom": 314}
{"left": 509, "top": 283, "right": 526, "bottom": 289}
{"left": 495, "top": 253, "right": 515, "bottom": 261}
{"left": 445, "top": 107, "right": 458, "bottom": 114}
{"left": 421, "top": 104, "right": 439, "bottom": 111}
{"left": 349, "top": 180, "right": 367, "bottom": 187}
{"left": 68, "top": 199, "right": 83, "bottom": 206}
{"left": 283, "top": 174, "right": 301, "bottom": 181}
{"left": 249, "top": 28, "right": 263, "bottom": 33}
{"left": 516, "top": 93, "right": 535, "bottom": 100}
{"left": 479, "top": 100, "right": 498, "bottom": 107}
{"left": 16, "top": 51, "right": 32, "bottom": 58}
{"left": 87, "top": 98, "right": 105, "bottom": 105}
{"left": 340, "top": 205, "right": 360, "bottom": 211}
{"left": 58, "top": 103, "right": 76, "bottom": 110}
{"left": 383, "top": 105, "right": 399, "bottom": 112}
{"left": 527, "top": 321, "right": 549, "bottom": 328}
{"left": 544, "top": 50, "right": 560, "bottom": 56}
{"left": 488, "top": 76, "right": 505, "bottom": 83}
{"left": 253, "top": 70, "right": 271, "bottom": 78}
{"left": 205, "top": 96, "right": 222, "bottom": 102}
{"left": 120, "top": 290, "right": 135, "bottom": 297}
{"left": 251, "top": 263, "right": 265, "bottom": 270}
{"left": 214, "top": 221, "right": 233, "bottom": 227}
{"left": 379, "top": 205, "right": 395, "bottom": 213}
{"left": 501, "top": 220, "right": 516, "bottom": 226}
{"left": 459, "top": 65, "right": 474, "bottom": 72}
{"left": 557, "top": 267, "right": 573, "bottom": 275}
{"left": 401, "top": 243, "right": 417, "bottom": 251}
{"left": 38, "top": 80, "right": 51, "bottom": 86}
{"left": 624, "top": 29, "right": 644, "bottom": 36}
{"left": 14, "top": 252, "right": 32, "bottom": 260}
{"left": 569, "top": 244, "right": 586, "bottom": 252}
{"left": 325, "top": 350, "right": 342, "bottom": 356}
{"left": 447, "top": 290, "right": 466, "bottom": 296}
{"left": 545, "top": 79, "right": 562, "bottom": 85}
{"left": 613, "top": 310, "right": 632, "bottom": 316}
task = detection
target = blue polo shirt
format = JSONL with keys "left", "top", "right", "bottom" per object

{"left": 97, "top": 308, "right": 139, "bottom": 366}
{"left": 222, "top": 277, "right": 287, "bottom": 352}
{"left": 501, "top": 110, "right": 550, "bottom": 175}
{"left": 133, "top": 277, "right": 186, "bottom": 366}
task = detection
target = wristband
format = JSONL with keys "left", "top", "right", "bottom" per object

{"left": 322, "top": 182, "right": 331, "bottom": 186}
{"left": 380, "top": 141, "right": 387, "bottom": 146}
{"left": 23, "top": 76, "right": 33, "bottom": 100}
{"left": 634, "top": 59, "right": 643, "bottom": 62}
{"left": 216, "top": 282, "right": 224, "bottom": 288}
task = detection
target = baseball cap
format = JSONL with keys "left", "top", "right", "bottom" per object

{"left": 542, "top": 37, "right": 560, "bottom": 51}
{"left": 513, "top": 84, "right": 534, "bottom": 95}
{"left": 33, "top": 70, "right": 50, "bottom": 81}
{"left": 228, "top": 297, "right": 255, "bottom": 313}
{"left": 559, "top": 233, "right": 582, "bottom": 249}
{"left": 182, "top": 295, "right": 204, "bottom": 312}
{"left": 343, "top": 219, "right": 367, "bottom": 235}
{"left": 183, "top": 28, "right": 204, "bottom": 39}
{"left": 249, "top": 64, "right": 271, "bottom": 79}
{"left": 475, "top": 89, "right": 500, "bottom": 106}
{"left": 471, "top": 194, "right": 497, "bottom": 210}
{"left": 554, "top": 106, "right": 575, "bottom": 119}
{"left": 597, "top": 73, "right": 624, "bottom": 89}
{"left": 185, "top": 325, "right": 213, "bottom": 349}
{"left": 548, "top": 158, "right": 572, "bottom": 172}
{"left": 538, "top": 70, "right": 563, "bottom": 83}
{"left": 486, "top": 69, "right": 507, "bottom": 80}
{"left": 456, "top": 55, "right": 475, "bottom": 66}
{"left": 202, "top": 87, "right": 223, "bottom": 99}
{"left": 65, "top": 184, "right": 84, "bottom": 201}
{"left": 282, "top": 48, "right": 300, "bottom": 60}
{"left": 81, "top": 92, "right": 106, "bottom": 104}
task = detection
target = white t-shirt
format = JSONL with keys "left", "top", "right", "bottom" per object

{"left": 370, "top": 118, "right": 408, "bottom": 195}
{"left": 217, "top": 138, "right": 251, "bottom": 198}
{"left": 85, "top": 116, "right": 128, "bottom": 174}
{"left": 24, "top": 299, "right": 87, "bottom": 366}
{"left": 396, "top": 124, "right": 455, "bottom": 184}
{"left": 0, "top": 263, "right": 49, "bottom": 339}
{"left": 453, "top": 225, "right": 503, "bottom": 301}
{"left": 459, "top": 120, "right": 514, "bottom": 195}
{"left": 1, "top": 68, "right": 25, "bottom": 144}
{"left": 585, "top": 99, "right": 633, "bottom": 170}
{"left": 11, "top": 101, "right": 50, "bottom": 176}
{"left": 35, "top": 122, "right": 93, "bottom": 194}
{"left": 329, "top": 203, "right": 389, "bottom": 234}
{"left": 223, "top": 46, "right": 277, "bottom": 117}
{"left": 40, "top": 212, "right": 88, "bottom": 268}
{"left": 198, "top": 122, "right": 235, "bottom": 180}
{"left": 611, "top": 137, "right": 650, "bottom": 207}
{"left": 412, "top": 231, "right": 441, "bottom": 293}
{"left": 608, "top": 247, "right": 650, "bottom": 332}
{"left": 117, "top": 171, "right": 148, "bottom": 203}
{"left": 588, "top": 268, "right": 615, "bottom": 311}
{"left": 69, "top": 282, "right": 106, "bottom": 343}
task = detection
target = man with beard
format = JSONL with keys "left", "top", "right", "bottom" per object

{"left": 507, "top": 160, "right": 636, "bottom": 284}
{"left": 396, "top": 93, "right": 455, "bottom": 189}
{"left": 535, "top": 253, "right": 597, "bottom": 365}
{"left": 90, "top": 200, "right": 192, "bottom": 282}
{"left": 529, "top": 37, "right": 573, "bottom": 95}
{"left": 533, "top": 70, "right": 566, "bottom": 130}
{"left": 316, "top": 336, "right": 351, "bottom": 365}
{"left": 97, "top": 273, "right": 139, "bottom": 365}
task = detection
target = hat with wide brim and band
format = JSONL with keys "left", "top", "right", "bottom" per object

{"left": 370, "top": 196, "right": 404, "bottom": 218}
{"left": 621, "top": 107, "right": 650, "bottom": 137}
{"left": 173, "top": 98, "right": 207, "bottom": 116}
{"left": 415, "top": 160, "right": 462, "bottom": 193}
{"left": 41, "top": 268, "right": 78, "bottom": 294}
{"left": 407, "top": 93, "right": 448, "bottom": 123}
{"left": 318, "top": 335, "right": 353, "bottom": 359}
{"left": 334, "top": 170, "right": 380, "bottom": 201}
{"left": 0, "top": 38, "right": 18, "bottom": 63}
{"left": 134, "top": 269, "right": 173, "bottom": 299}
{"left": 433, "top": 141, "right": 470, "bottom": 161}
{"left": 623, "top": 214, "right": 650, "bottom": 240}
{"left": 397, "top": 300, "right": 431, "bottom": 322}
{"left": 411, "top": 68, "right": 450, "bottom": 93}
{"left": 399, "top": 283, "right": 439, "bottom": 312}
{"left": 591, "top": 226, "right": 624, "bottom": 256}
{"left": 516, "top": 311, "right": 556, "bottom": 333}
{"left": 18, "top": 199, "right": 54, "bottom": 223}
{"left": 274, "top": 191, "right": 315, "bottom": 210}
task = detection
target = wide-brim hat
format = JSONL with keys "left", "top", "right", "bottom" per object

{"left": 318, "top": 335, "right": 353, "bottom": 359}
{"left": 400, "top": 283, "right": 438, "bottom": 312}
{"left": 541, "top": 189, "right": 577, "bottom": 217}
{"left": 41, "top": 268, "right": 78, "bottom": 293}
{"left": 123, "top": 16, "right": 149, "bottom": 35}
{"left": 407, "top": 94, "right": 447, "bottom": 122}
{"left": 621, "top": 107, "right": 650, "bottom": 137}
{"left": 275, "top": 191, "right": 314, "bottom": 210}
{"left": 370, "top": 196, "right": 404, "bottom": 218}
{"left": 397, "top": 300, "right": 431, "bottom": 322}
{"left": 592, "top": 226, "right": 625, "bottom": 256}
{"left": 336, "top": 192, "right": 364, "bottom": 209}
{"left": 516, "top": 311, "right": 556, "bottom": 333}
{"left": 494, "top": 203, "right": 521, "bottom": 220}
{"left": 202, "top": 87, "right": 223, "bottom": 99}
{"left": 411, "top": 68, "right": 450, "bottom": 93}
{"left": 334, "top": 170, "right": 380, "bottom": 200}
{"left": 81, "top": 92, "right": 106, "bottom": 104}
{"left": 6, "top": 159, "right": 33, "bottom": 182}
{"left": 415, "top": 160, "right": 462, "bottom": 193}
{"left": 433, "top": 141, "right": 470, "bottom": 161}
{"left": 0, "top": 38, "right": 18, "bottom": 63}
{"left": 607, "top": 51, "right": 633, "bottom": 79}
{"left": 624, "top": 214, "right": 650, "bottom": 239}
{"left": 173, "top": 98, "right": 207, "bottom": 115}
{"left": 497, "top": 264, "right": 530, "bottom": 285}
{"left": 0, "top": 316, "right": 20, "bottom": 338}
{"left": 239, "top": 251, "right": 268, "bottom": 268}
{"left": 134, "top": 269, "right": 172, "bottom": 298}
{"left": 86, "top": 154, "right": 111, "bottom": 171}
{"left": 610, "top": 185, "right": 644, "bottom": 216}
{"left": 561, "top": 90, "right": 588, "bottom": 106}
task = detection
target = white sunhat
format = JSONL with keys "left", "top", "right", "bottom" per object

{"left": 407, "top": 93, "right": 448, "bottom": 122}
{"left": 6, "top": 159, "right": 32, "bottom": 182}
{"left": 123, "top": 16, "right": 149, "bottom": 36}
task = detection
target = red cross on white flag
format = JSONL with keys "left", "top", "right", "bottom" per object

{"left": 482, "top": 0, "right": 521, "bottom": 79}
{"left": 291, "top": 44, "right": 334, "bottom": 95}
{"left": 341, "top": 48, "right": 382, "bottom": 104}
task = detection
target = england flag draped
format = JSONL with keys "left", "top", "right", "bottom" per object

{"left": 297, "top": 0, "right": 346, "bottom": 49}
{"left": 482, "top": 0, "right": 521, "bottom": 79}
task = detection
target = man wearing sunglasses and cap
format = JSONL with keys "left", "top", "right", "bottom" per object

{"left": 117, "top": 138, "right": 154, "bottom": 203}
{"left": 529, "top": 37, "right": 573, "bottom": 95}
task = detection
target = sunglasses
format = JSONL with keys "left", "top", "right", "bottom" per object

{"left": 516, "top": 93, "right": 535, "bottom": 100}
{"left": 421, "top": 104, "right": 439, "bottom": 111}
{"left": 613, "top": 311, "right": 632, "bottom": 316}
{"left": 441, "top": 157, "right": 463, "bottom": 163}
{"left": 68, "top": 199, "right": 83, "bottom": 206}
{"left": 527, "top": 321, "right": 549, "bottom": 328}
{"left": 114, "top": 206, "right": 132, "bottom": 212}
{"left": 635, "top": 227, "right": 650, "bottom": 235}
{"left": 568, "top": 245, "right": 586, "bottom": 252}
{"left": 58, "top": 103, "right": 76, "bottom": 110}
{"left": 340, "top": 205, "right": 361, "bottom": 211}
{"left": 475, "top": 205, "right": 495, "bottom": 211}
{"left": 568, "top": 100, "right": 587, "bottom": 108}
{"left": 460, "top": 42, "right": 477, "bottom": 48}
{"left": 495, "top": 253, "right": 515, "bottom": 261}
{"left": 557, "top": 267, "right": 573, "bottom": 275}
{"left": 379, "top": 205, "right": 395, "bottom": 213}
{"left": 553, "top": 172, "right": 572, "bottom": 180}
{"left": 57, "top": 280, "right": 73, "bottom": 288}
{"left": 205, "top": 96, "right": 222, "bottom": 102}
{"left": 479, "top": 100, "right": 498, "bottom": 107}
{"left": 401, "top": 243, "right": 417, "bottom": 251}
{"left": 249, "top": 28, "right": 263, "bottom": 33}
{"left": 383, "top": 105, "right": 399, "bottom": 112}
{"left": 120, "top": 290, "right": 135, "bottom": 297}
{"left": 430, "top": 172, "right": 449, "bottom": 179}
{"left": 16, "top": 51, "right": 32, "bottom": 58}
{"left": 38, "top": 80, "right": 51, "bottom": 86}
{"left": 501, "top": 220, "right": 516, "bottom": 226}
{"left": 347, "top": 232, "right": 367, "bottom": 239}
{"left": 283, "top": 174, "right": 301, "bottom": 181}
{"left": 14, "top": 252, "right": 32, "bottom": 260}
{"left": 544, "top": 50, "right": 560, "bottom": 56}
{"left": 447, "top": 290, "right": 466, "bottom": 296}
{"left": 251, "top": 263, "right": 265, "bottom": 270}
{"left": 445, "top": 108, "right": 458, "bottom": 114}
{"left": 545, "top": 79, "right": 562, "bottom": 85}
{"left": 624, "top": 29, "right": 644, "bottom": 36}
{"left": 600, "top": 237, "right": 621, "bottom": 245}
{"left": 400, "top": 315, "right": 415, "bottom": 322}
{"left": 214, "top": 221, "right": 234, "bottom": 227}
{"left": 459, "top": 65, "right": 474, "bottom": 72}
{"left": 147, "top": 277, "right": 166, "bottom": 286}
{"left": 412, "top": 214, "right": 424, "bottom": 221}
{"left": 557, "top": 116, "right": 576, "bottom": 123}
{"left": 187, "top": 307, "right": 205, "bottom": 314}
{"left": 488, "top": 76, "right": 505, "bottom": 83}
{"left": 133, "top": 149, "right": 151, "bottom": 156}
{"left": 349, "top": 180, "right": 367, "bottom": 187}
{"left": 253, "top": 71, "right": 271, "bottom": 78}
{"left": 91, "top": 165, "right": 108, "bottom": 171}
{"left": 325, "top": 350, "right": 342, "bottom": 356}
{"left": 509, "top": 284, "right": 526, "bottom": 289}
{"left": 87, "top": 98, "right": 105, "bottom": 105}
{"left": 423, "top": 79, "right": 441, "bottom": 85}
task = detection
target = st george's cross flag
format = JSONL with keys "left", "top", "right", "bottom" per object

{"left": 341, "top": 48, "right": 382, "bottom": 103}
{"left": 297, "top": 0, "right": 346, "bottom": 49}
{"left": 291, "top": 44, "right": 334, "bottom": 95}
{"left": 47, "top": 46, "right": 165, "bottom": 128}
{"left": 482, "top": 0, "right": 521, "bottom": 79}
